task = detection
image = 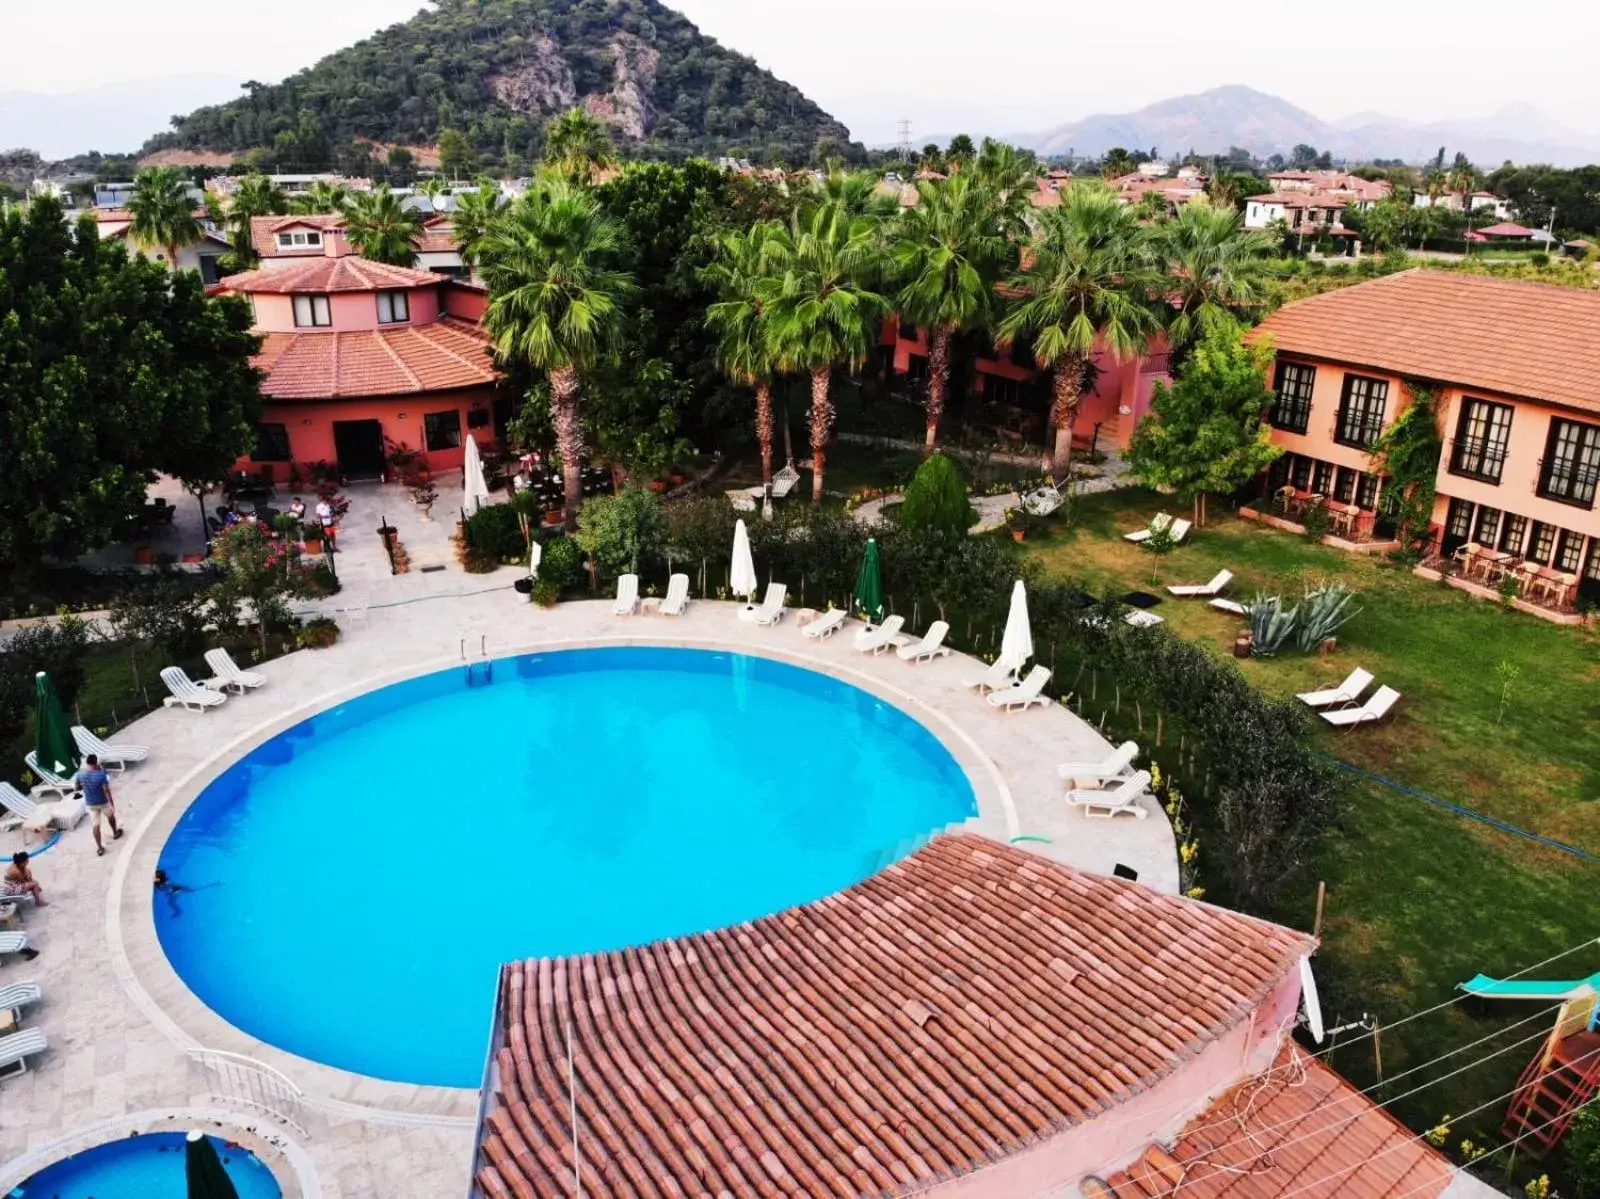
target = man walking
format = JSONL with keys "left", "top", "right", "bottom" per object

{"left": 75, "top": 754, "right": 123, "bottom": 857}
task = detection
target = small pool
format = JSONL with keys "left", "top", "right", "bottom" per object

{"left": 12, "top": 1132, "right": 279, "bottom": 1198}
{"left": 156, "top": 647, "right": 975, "bottom": 1086}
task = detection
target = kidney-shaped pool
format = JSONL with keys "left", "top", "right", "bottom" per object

{"left": 155, "top": 647, "right": 976, "bottom": 1087}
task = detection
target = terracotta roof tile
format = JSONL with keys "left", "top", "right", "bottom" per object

{"left": 250, "top": 213, "right": 346, "bottom": 259}
{"left": 223, "top": 256, "right": 444, "bottom": 294}
{"left": 475, "top": 834, "right": 1314, "bottom": 1199}
{"left": 1251, "top": 268, "right": 1600, "bottom": 413}
{"left": 1100, "top": 1044, "right": 1453, "bottom": 1198}
{"left": 253, "top": 316, "right": 497, "bottom": 398}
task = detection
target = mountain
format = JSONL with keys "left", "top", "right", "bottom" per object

{"left": 143, "top": 0, "right": 856, "bottom": 168}
{"left": 1006, "top": 86, "right": 1600, "bottom": 167}
{"left": 0, "top": 75, "right": 242, "bottom": 160}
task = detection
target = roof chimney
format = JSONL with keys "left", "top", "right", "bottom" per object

{"left": 324, "top": 227, "right": 355, "bottom": 258}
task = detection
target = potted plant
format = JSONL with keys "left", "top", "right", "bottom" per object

{"left": 411, "top": 480, "right": 438, "bottom": 521}
{"left": 514, "top": 577, "right": 535, "bottom": 603}
{"left": 303, "top": 527, "right": 324, "bottom": 555}
{"left": 1006, "top": 509, "right": 1027, "bottom": 543}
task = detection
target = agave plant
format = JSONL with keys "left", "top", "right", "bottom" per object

{"left": 1248, "top": 592, "right": 1298, "bottom": 658}
{"left": 1295, "top": 581, "right": 1361, "bottom": 653}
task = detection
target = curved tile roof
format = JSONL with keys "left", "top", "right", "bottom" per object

{"left": 475, "top": 834, "right": 1314, "bottom": 1199}
{"left": 223, "top": 256, "right": 445, "bottom": 294}
{"left": 253, "top": 316, "right": 497, "bottom": 398}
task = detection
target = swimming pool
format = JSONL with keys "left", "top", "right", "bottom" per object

{"left": 155, "top": 647, "right": 976, "bottom": 1087}
{"left": 13, "top": 1132, "right": 279, "bottom": 1198}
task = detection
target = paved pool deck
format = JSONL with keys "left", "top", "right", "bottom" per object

{"left": 0, "top": 583, "right": 1176, "bottom": 1197}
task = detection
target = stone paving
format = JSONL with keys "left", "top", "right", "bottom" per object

{"left": 0, "top": 549, "right": 1176, "bottom": 1195}
{"left": 849, "top": 450, "right": 1137, "bottom": 530}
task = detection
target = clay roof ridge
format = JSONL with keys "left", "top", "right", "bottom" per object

{"left": 375, "top": 328, "right": 422, "bottom": 392}
{"left": 415, "top": 322, "right": 496, "bottom": 379}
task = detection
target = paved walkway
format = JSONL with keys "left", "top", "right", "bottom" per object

{"left": 850, "top": 451, "right": 1137, "bottom": 530}
{"left": 0, "top": 587, "right": 1175, "bottom": 1196}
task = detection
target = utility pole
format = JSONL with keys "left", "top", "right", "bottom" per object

{"left": 896, "top": 119, "right": 913, "bottom": 163}
{"left": 1547, "top": 205, "right": 1558, "bottom": 251}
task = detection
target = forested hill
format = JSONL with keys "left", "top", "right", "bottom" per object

{"left": 141, "top": 0, "right": 858, "bottom": 169}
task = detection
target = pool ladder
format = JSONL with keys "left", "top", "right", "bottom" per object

{"left": 462, "top": 634, "right": 493, "bottom": 687}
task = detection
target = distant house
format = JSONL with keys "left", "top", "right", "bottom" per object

{"left": 216, "top": 231, "right": 506, "bottom": 481}
{"left": 1267, "top": 170, "right": 1390, "bottom": 213}
{"left": 250, "top": 213, "right": 468, "bottom": 279}
{"left": 1244, "top": 192, "right": 1348, "bottom": 232}
{"left": 94, "top": 209, "right": 231, "bottom": 285}
{"left": 1476, "top": 221, "right": 1537, "bottom": 240}
{"left": 1413, "top": 190, "right": 1513, "bottom": 220}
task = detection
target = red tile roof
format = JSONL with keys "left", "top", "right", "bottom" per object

{"left": 475, "top": 834, "right": 1314, "bottom": 1199}
{"left": 253, "top": 316, "right": 497, "bottom": 399}
{"left": 223, "top": 256, "right": 446, "bottom": 294}
{"left": 1099, "top": 1044, "right": 1453, "bottom": 1198}
{"left": 1247, "top": 192, "right": 1346, "bottom": 209}
{"left": 250, "top": 213, "right": 345, "bottom": 260}
{"left": 1251, "top": 269, "right": 1600, "bottom": 413}
{"left": 1477, "top": 222, "right": 1535, "bottom": 237}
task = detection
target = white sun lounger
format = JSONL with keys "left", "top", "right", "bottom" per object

{"left": 0, "top": 982, "right": 42, "bottom": 1019}
{"left": 1057, "top": 740, "right": 1140, "bottom": 786}
{"left": 1066, "top": 769, "right": 1152, "bottom": 819}
{"left": 71, "top": 726, "right": 148, "bottom": 772}
{"left": 160, "top": 667, "right": 227, "bottom": 711}
{"left": 1168, "top": 518, "right": 1192, "bottom": 544}
{"left": 660, "top": 574, "right": 690, "bottom": 616}
{"left": 897, "top": 621, "right": 951, "bottom": 663}
{"left": 204, "top": 648, "right": 266, "bottom": 694}
{"left": 1320, "top": 685, "right": 1401, "bottom": 729}
{"left": 965, "top": 657, "right": 1022, "bottom": 693}
{"left": 802, "top": 608, "right": 848, "bottom": 640}
{"left": 22, "top": 753, "right": 80, "bottom": 801}
{"left": 1210, "top": 598, "right": 1248, "bottom": 617}
{"left": 0, "top": 1027, "right": 48, "bottom": 1080}
{"left": 987, "top": 665, "right": 1052, "bottom": 712}
{"left": 612, "top": 573, "right": 639, "bottom": 616}
{"left": 0, "top": 932, "right": 32, "bottom": 962}
{"left": 1124, "top": 513, "right": 1172, "bottom": 543}
{"left": 1168, "top": 570, "right": 1233, "bottom": 598}
{"left": 853, "top": 614, "right": 905, "bottom": 656}
{"left": 1297, "top": 668, "right": 1375, "bottom": 710}
{"left": 0, "top": 782, "right": 84, "bottom": 832}
{"left": 752, "top": 582, "right": 787, "bottom": 626}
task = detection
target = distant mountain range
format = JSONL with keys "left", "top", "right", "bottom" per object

{"left": 983, "top": 86, "right": 1600, "bottom": 167}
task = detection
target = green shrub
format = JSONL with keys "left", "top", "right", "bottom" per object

{"left": 539, "top": 537, "right": 586, "bottom": 590}
{"left": 898, "top": 453, "right": 971, "bottom": 539}
{"left": 0, "top": 617, "right": 93, "bottom": 746}
{"left": 1300, "top": 499, "right": 1332, "bottom": 542}
{"left": 296, "top": 617, "right": 340, "bottom": 649}
{"left": 530, "top": 579, "right": 560, "bottom": 607}
{"left": 577, "top": 488, "right": 669, "bottom": 578}
{"left": 464, "top": 502, "right": 527, "bottom": 562}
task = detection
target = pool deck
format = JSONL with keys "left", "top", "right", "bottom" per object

{"left": 0, "top": 583, "right": 1176, "bottom": 1197}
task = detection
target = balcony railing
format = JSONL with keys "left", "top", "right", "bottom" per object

{"left": 1333, "top": 413, "right": 1384, "bottom": 450}
{"left": 1535, "top": 458, "right": 1600, "bottom": 508}
{"left": 1448, "top": 437, "right": 1509, "bottom": 483}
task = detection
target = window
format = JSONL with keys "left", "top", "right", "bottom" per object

{"left": 1312, "top": 459, "right": 1333, "bottom": 496}
{"left": 292, "top": 294, "right": 331, "bottom": 328}
{"left": 275, "top": 230, "right": 323, "bottom": 249}
{"left": 1473, "top": 505, "right": 1502, "bottom": 546}
{"left": 1442, "top": 497, "right": 1474, "bottom": 555}
{"left": 899, "top": 324, "right": 921, "bottom": 344}
{"left": 1449, "top": 398, "right": 1514, "bottom": 483}
{"left": 1538, "top": 418, "right": 1600, "bottom": 508}
{"left": 1555, "top": 529, "right": 1585, "bottom": 574}
{"left": 423, "top": 409, "right": 461, "bottom": 452}
{"left": 1528, "top": 521, "right": 1557, "bottom": 565}
{"left": 1333, "top": 466, "right": 1357, "bottom": 504}
{"left": 1290, "top": 454, "right": 1312, "bottom": 491}
{"left": 1335, "top": 375, "right": 1388, "bottom": 448}
{"left": 1355, "top": 473, "right": 1381, "bottom": 510}
{"left": 1270, "top": 362, "right": 1316, "bottom": 433}
{"left": 376, "top": 290, "right": 410, "bottom": 324}
{"left": 250, "top": 422, "right": 292, "bottom": 462}
{"left": 1500, "top": 513, "right": 1528, "bottom": 555}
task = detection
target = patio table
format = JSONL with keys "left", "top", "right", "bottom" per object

{"left": 1474, "top": 549, "right": 1513, "bottom": 582}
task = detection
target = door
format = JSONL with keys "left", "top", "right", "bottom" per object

{"left": 1581, "top": 538, "right": 1600, "bottom": 608}
{"left": 333, "top": 420, "right": 385, "bottom": 479}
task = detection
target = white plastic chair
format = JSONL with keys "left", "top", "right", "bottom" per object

{"left": 752, "top": 582, "right": 787, "bottom": 626}
{"left": 204, "top": 648, "right": 266, "bottom": 694}
{"left": 1297, "top": 668, "right": 1375, "bottom": 710}
{"left": 160, "top": 667, "right": 227, "bottom": 712}
{"left": 802, "top": 609, "right": 847, "bottom": 640}
{"left": 660, "top": 574, "right": 690, "bottom": 616}
{"left": 613, "top": 574, "right": 639, "bottom": 616}
{"left": 71, "top": 726, "right": 148, "bottom": 771}
{"left": 853, "top": 615, "right": 905, "bottom": 656}
{"left": 1066, "top": 769, "right": 1152, "bottom": 819}
{"left": 1057, "top": 740, "right": 1139, "bottom": 787}
{"left": 1167, "top": 570, "right": 1233, "bottom": 598}
{"left": 986, "top": 665, "right": 1052, "bottom": 712}
{"left": 897, "top": 621, "right": 951, "bottom": 663}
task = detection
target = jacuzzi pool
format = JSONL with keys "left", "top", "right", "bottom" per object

{"left": 12, "top": 1132, "right": 279, "bottom": 1198}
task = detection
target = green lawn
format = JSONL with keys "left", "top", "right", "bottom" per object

{"left": 1028, "top": 487, "right": 1600, "bottom": 1143}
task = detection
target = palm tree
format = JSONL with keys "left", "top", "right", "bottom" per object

{"left": 542, "top": 107, "right": 615, "bottom": 185}
{"left": 1158, "top": 201, "right": 1277, "bottom": 359}
{"left": 704, "top": 221, "right": 785, "bottom": 488}
{"left": 889, "top": 173, "right": 1010, "bottom": 453}
{"left": 342, "top": 185, "right": 426, "bottom": 266}
{"left": 451, "top": 183, "right": 503, "bottom": 271}
{"left": 128, "top": 166, "right": 201, "bottom": 272}
{"left": 970, "top": 139, "right": 1038, "bottom": 235}
{"left": 416, "top": 177, "right": 450, "bottom": 213}
{"left": 216, "top": 173, "right": 286, "bottom": 269}
{"left": 289, "top": 180, "right": 350, "bottom": 215}
{"left": 478, "top": 181, "right": 635, "bottom": 527}
{"left": 804, "top": 169, "right": 901, "bottom": 222}
{"left": 761, "top": 203, "right": 889, "bottom": 505}
{"left": 999, "top": 185, "right": 1162, "bottom": 483}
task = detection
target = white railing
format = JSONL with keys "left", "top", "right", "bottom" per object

{"left": 188, "top": 1048, "right": 311, "bottom": 1139}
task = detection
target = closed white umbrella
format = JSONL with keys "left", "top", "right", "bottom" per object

{"left": 463, "top": 435, "right": 491, "bottom": 513}
{"left": 730, "top": 519, "right": 758, "bottom": 601}
{"left": 999, "top": 580, "right": 1033, "bottom": 672}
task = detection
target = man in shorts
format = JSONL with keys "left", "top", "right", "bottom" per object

{"left": 75, "top": 754, "right": 123, "bottom": 857}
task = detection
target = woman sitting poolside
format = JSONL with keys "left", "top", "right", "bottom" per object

{"left": 4, "top": 851, "right": 46, "bottom": 906}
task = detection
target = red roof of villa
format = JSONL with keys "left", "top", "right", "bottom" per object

{"left": 253, "top": 317, "right": 497, "bottom": 398}
{"left": 474, "top": 834, "right": 1316, "bottom": 1199}
{"left": 1251, "top": 268, "right": 1600, "bottom": 414}
{"left": 1101, "top": 1044, "right": 1454, "bottom": 1198}
{"left": 222, "top": 257, "right": 444, "bottom": 294}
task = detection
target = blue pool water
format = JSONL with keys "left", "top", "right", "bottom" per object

{"left": 156, "top": 647, "right": 975, "bottom": 1087}
{"left": 14, "top": 1133, "right": 280, "bottom": 1198}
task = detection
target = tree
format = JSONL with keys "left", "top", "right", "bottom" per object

{"left": 705, "top": 221, "right": 785, "bottom": 487}
{"left": 945, "top": 134, "right": 976, "bottom": 163}
{"left": 216, "top": 173, "right": 286, "bottom": 269}
{"left": 971, "top": 139, "right": 1039, "bottom": 234}
{"left": 1290, "top": 143, "right": 1319, "bottom": 169}
{"left": 1124, "top": 325, "right": 1282, "bottom": 526}
{"left": 342, "top": 184, "right": 425, "bottom": 266}
{"left": 760, "top": 200, "right": 889, "bottom": 505}
{"left": 889, "top": 173, "right": 1010, "bottom": 453}
{"left": 1100, "top": 148, "right": 1135, "bottom": 178}
{"left": 208, "top": 523, "right": 316, "bottom": 657}
{"left": 1158, "top": 201, "right": 1277, "bottom": 360}
{"left": 450, "top": 183, "right": 503, "bottom": 269}
{"left": 576, "top": 487, "right": 669, "bottom": 577}
{"left": 543, "top": 107, "right": 615, "bottom": 185}
{"left": 128, "top": 166, "right": 201, "bottom": 270}
{"left": 1371, "top": 383, "right": 1442, "bottom": 552}
{"left": 386, "top": 145, "right": 415, "bottom": 174}
{"left": 289, "top": 180, "right": 349, "bottom": 215}
{"left": 999, "top": 185, "right": 1162, "bottom": 483}
{"left": 479, "top": 180, "right": 636, "bottom": 528}
{"left": 898, "top": 453, "right": 971, "bottom": 539}
{"left": 437, "top": 128, "right": 476, "bottom": 179}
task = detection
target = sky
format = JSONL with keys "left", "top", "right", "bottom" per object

{"left": 6, "top": 0, "right": 1600, "bottom": 152}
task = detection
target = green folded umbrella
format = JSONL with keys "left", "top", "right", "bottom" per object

{"left": 185, "top": 1130, "right": 240, "bottom": 1199}
{"left": 854, "top": 538, "right": 885, "bottom": 625}
{"left": 33, "top": 672, "right": 78, "bottom": 779}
